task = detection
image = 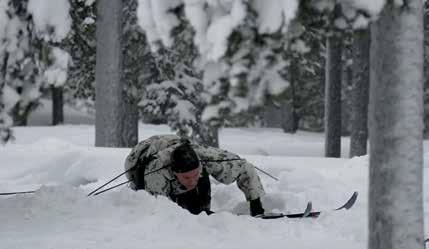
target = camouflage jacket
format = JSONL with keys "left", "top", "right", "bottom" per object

{"left": 124, "top": 134, "right": 265, "bottom": 201}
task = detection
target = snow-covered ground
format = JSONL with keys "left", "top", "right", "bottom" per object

{"left": 1, "top": 103, "right": 428, "bottom": 249}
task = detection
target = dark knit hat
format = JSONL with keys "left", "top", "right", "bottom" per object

{"left": 171, "top": 142, "right": 200, "bottom": 173}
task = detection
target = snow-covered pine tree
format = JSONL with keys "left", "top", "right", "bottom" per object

{"left": 286, "top": 6, "right": 326, "bottom": 133}
{"left": 136, "top": 0, "right": 378, "bottom": 142}
{"left": 0, "top": 0, "right": 71, "bottom": 142}
{"left": 44, "top": 46, "right": 70, "bottom": 125}
{"left": 2, "top": 0, "right": 46, "bottom": 127}
{"left": 0, "top": 0, "right": 12, "bottom": 142}
{"left": 137, "top": 0, "right": 292, "bottom": 139}
{"left": 62, "top": 0, "right": 96, "bottom": 114}
{"left": 138, "top": 14, "right": 220, "bottom": 147}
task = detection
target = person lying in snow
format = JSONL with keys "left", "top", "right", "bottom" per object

{"left": 124, "top": 134, "right": 265, "bottom": 216}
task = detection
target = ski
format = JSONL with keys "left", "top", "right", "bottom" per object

{"left": 257, "top": 191, "right": 358, "bottom": 219}
{"left": 0, "top": 190, "right": 36, "bottom": 196}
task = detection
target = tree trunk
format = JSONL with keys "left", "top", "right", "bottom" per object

{"left": 95, "top": 0, "right": 137, "bottom": 147}
{"left": 341, "top": 34, "right": 353, "bottom": 136}
{"left": 263, "top": 100, "right": 282, "bottom": 128}
{"left": 1, "top": 52, "right": 7, "bottom": 83}
{"left": 0, "top": 52, "right": 12, "bottom": 142}
{"left": 51, "top": 86, "right": 64, "bottom": 125}
{"left": 349, "top": 29, "right": 370, "bottom": 157}
{"left": 369, "top": 2, "right": 424, "bottom": 249}
{"left": 281, "top": 102, "right": 296, "bottom": 133}
{"left": 285, "top": 57, "right": 299, "bottom": 133}
{"left": 423, "top": 3, "right": 429, "bottom": 138}
{"left": 324, "top": 34, "right": 343, "bottom": 157}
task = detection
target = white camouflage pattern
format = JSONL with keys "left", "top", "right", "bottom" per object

{"left": 124, "top": 134, "right": 265, "bottom": 201}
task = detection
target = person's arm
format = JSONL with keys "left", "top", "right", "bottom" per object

{"left": 195, "top": 145, "right": 265, "bottom": 216}
{"left": 208, "top": 159, "right": 265, "bottom": 199}
{"left": 124, "top": 140, "right": 152, "bottom": 190}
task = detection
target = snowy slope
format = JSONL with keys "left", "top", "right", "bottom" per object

{"left": 1, "top": 104, "right": 428, "bottom": 249}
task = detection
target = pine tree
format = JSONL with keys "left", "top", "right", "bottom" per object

{"left": 62, "top": 0, "right": 96, "bottom": 111}
{"left": 4, "top": 0, "right": 46, "bottom": 126}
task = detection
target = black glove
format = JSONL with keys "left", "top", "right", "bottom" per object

{"left": 204, "top": 210, "right": 215, "bottom": 215}
{"left": 132, "top": 166, "right": 146, "bottom": 190}
{"left": 249, "top": 198, "right": 265, "bottom": 217}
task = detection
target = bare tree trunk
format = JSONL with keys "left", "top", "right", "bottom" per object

{"left": 1, "top": 53, "right": 7, "bottom": 83}
{"left": 52, "top": 86, "right": 64, "bottom": 125}
{"left": 263, "top": 100, "right": 282, "bottom": 128}
{"left": 341, "top": 33, "right": 353, "bottom": 136}
{"left": 122, "top": 98, "right": 138, "bottom": 147}
{"left": 324, "top": 34, "right": 343, "bottom": 158}
{"left": 0, "top": 52, "right": 12, "bottom": 142}
{"left": 11, "top": 103, "right": 33, "bottom": 126}
{"left": 423, "top": 3, "right": 429, "bottom": 138}
{"left": 286, "top": 58, "right": 299, "bottom": 133}
{"left": 369, "top": 2, "right": 424, "bottom": 249}
{"left": 349, "top": 29, "right": 370, "bottom": 157}
{"left": 95, "top": 0, "right": 136, "bottom": 147}
{"left": 281, "top": 102, "right": 296, "bottom": 133}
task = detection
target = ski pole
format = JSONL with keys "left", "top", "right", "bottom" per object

{"left": 87, "top": 166, "right": 136, "bottom": 197}
{"left": 92, "top": 180, "right": 131, "bottom": 196}
{"left": 87, "top": 165, "right": 171, "bottom": 196}
{"left": 255, "top": 166, "right": 279, "bottom": 181}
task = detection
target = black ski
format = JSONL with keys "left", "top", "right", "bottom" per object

{"left": 258, "top": 191, "right": 358, "bottom": 219}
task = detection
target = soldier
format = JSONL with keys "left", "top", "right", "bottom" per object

{"left": 124, "top": 134, "right": 265, "bottom": 216}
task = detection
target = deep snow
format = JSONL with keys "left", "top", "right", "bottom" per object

{"left": 0, "top": 104, "right": 428, "bottom": 249}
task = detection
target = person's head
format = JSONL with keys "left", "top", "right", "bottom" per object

{"left": 171, "top": 142, "right": 201, "bottom": 190}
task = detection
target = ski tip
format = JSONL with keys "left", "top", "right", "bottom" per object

{"left": 334, "top": 191, "right": 358, "bottom": 211}
{"left": 345, "top": 191, "right": 358, "bottom": 210}
{"left": 303, "top": 201, "right": 313, "bottom": 217}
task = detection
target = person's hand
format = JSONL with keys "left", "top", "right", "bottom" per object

{"left": 133, "top": 166, "right": 146, "bottom": 190}
{"left": 249, "top": 198, "right": 265, "bottom": 217}
{"left": 204, "top": 210, "right": 215, "bottom": 215}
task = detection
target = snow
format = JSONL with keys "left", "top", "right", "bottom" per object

{"left": 2, "top": 85, "right": 20, "bottom": 111}
{"left": 0, "top": 0, "right": 7, "bottom": 42}
{"left": 84, "top": 0, "right": 95, "bottom": 6}
{"left": 253, "top": 0, "right": 298, "bottom": 34}
{"left": 1, "top": 102, "right": 429, "bottom": 249}
{"left": 83, "top": 17, "right": 95, "bottom": 25}
{"left": 172, "top": 98, "right": 197, "bottom": 123}
{"left": 290, "top": 39, "right": 311, "bottom": 54}
{"left": 27, "top": 0, "right": 71, "bottom": 41}
{"left": 44, "top": 48, "right": 70, "bottom": 87}
{"left": 183, "top": 0, "right": 248, "bottom": 62}
{"left": 353, "top": 15, "right": 370, "bottom": 29}
{"left": 201, "top": 101, "right": 229, "bottom": 122}
{"left": 137, "top": 0, "right": 181, "bottom": 48}
{"left": 341, "top": 0, "right": 385, "bottom": 17}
